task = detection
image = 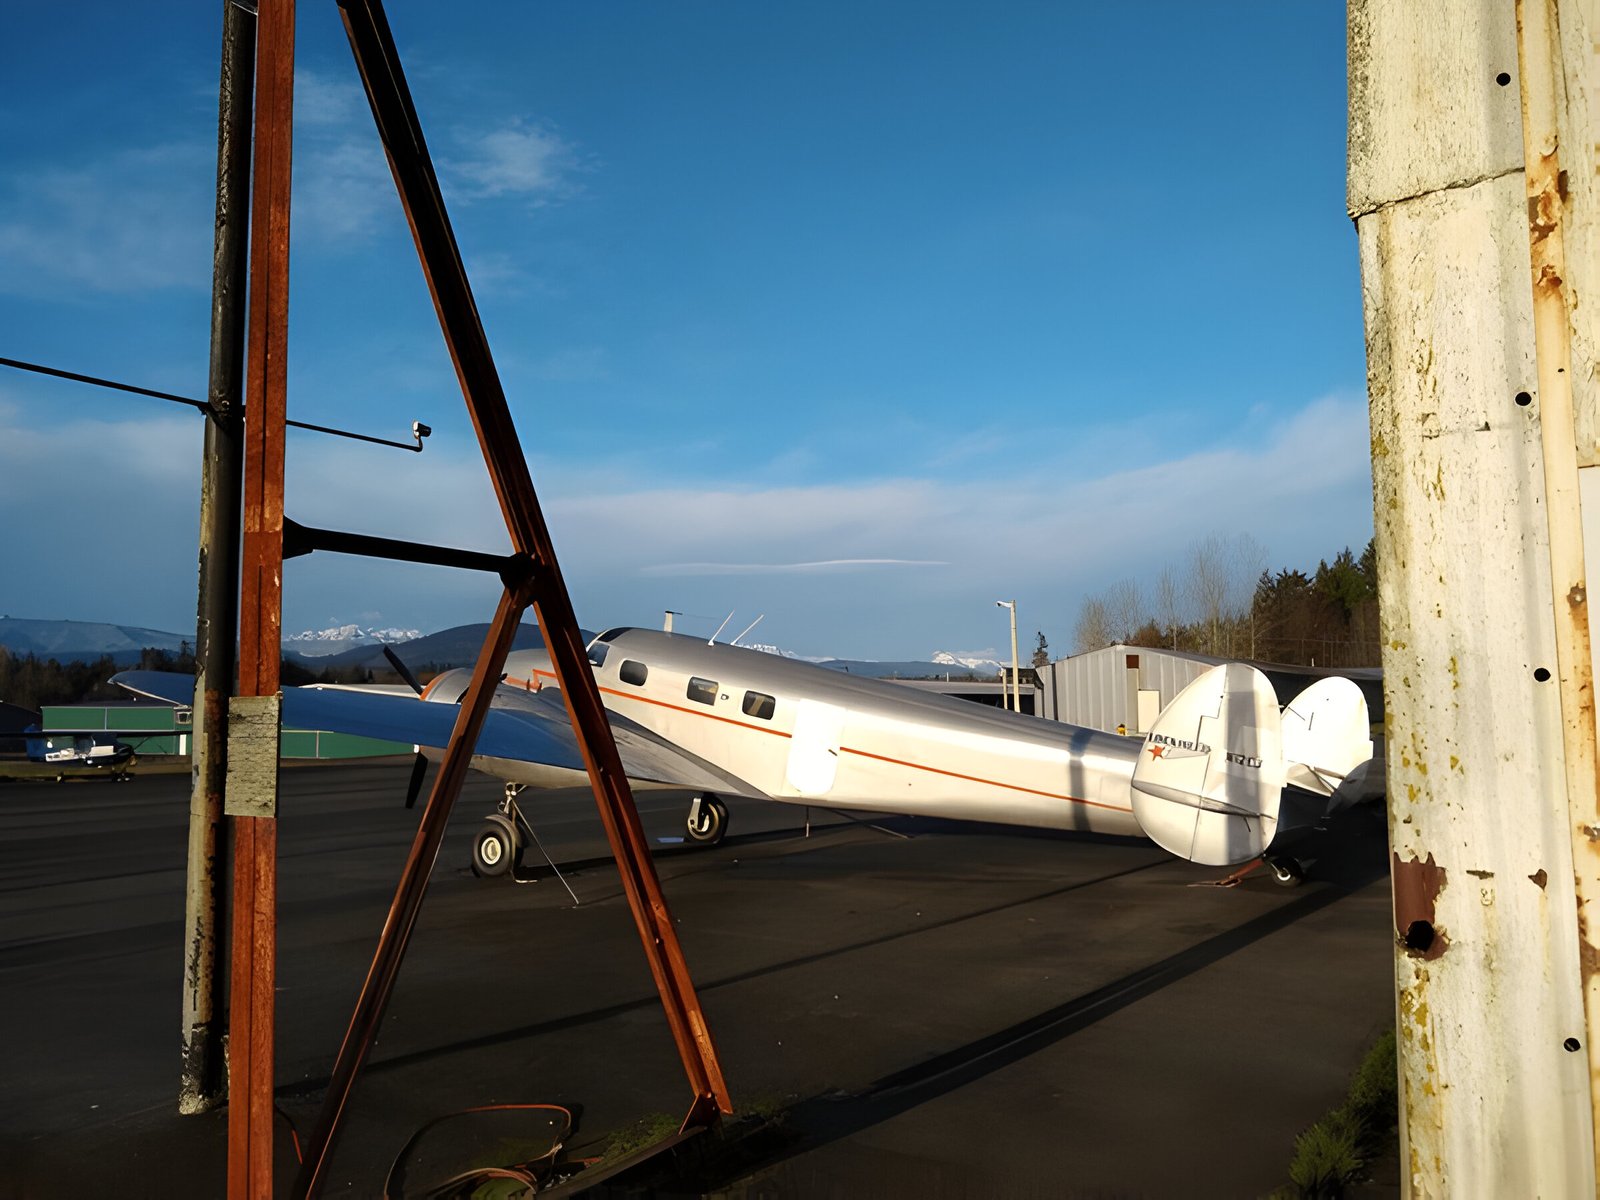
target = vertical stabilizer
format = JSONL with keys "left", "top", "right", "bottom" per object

{"left": 1130, "top": 663, "right": 1285, "bottom": 865}
{"left": 1280, "top": 676, "right": 1373, "bottom": 801}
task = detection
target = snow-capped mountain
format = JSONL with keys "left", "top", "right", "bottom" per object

{"left": 744, "top": 642, "right": 837, "bottom": 664}
{"left": 283, "top": 623, "right": 423, "bottom": 657}
{"left": 930, "top": 650, "right": 1007, "bottom": 673}
{"left": 743, "top": 642, "right": 797, "bottom": 657}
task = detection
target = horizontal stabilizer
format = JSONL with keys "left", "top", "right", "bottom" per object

{"left": 1130, "top": 663, "right": 1285, "bottom": 866}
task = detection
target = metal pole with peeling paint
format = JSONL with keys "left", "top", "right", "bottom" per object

{"left": 1516, "top": 2, "right": 1600, "bottom": 1187}
{"left": 179, "top": 0, "right": 253, "bottom": 1118}
{"left": 1349, "top": 0, "right": 1600, "bottom": 1192}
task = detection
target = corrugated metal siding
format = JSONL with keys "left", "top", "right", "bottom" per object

{"left": 1039, "top": 646, "right": 1384, "bottom": 735}
{"left": 1039, "top": 646, "right": 1214, "bottom": 733}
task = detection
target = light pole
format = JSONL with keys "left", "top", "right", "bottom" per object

{"left": 996, "top": 600, "right": 1020, "bottom": 712}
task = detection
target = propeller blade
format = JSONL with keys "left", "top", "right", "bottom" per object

{"left": 404, "top": 751, "right": 428, "bottom": 810}
{"left": 383, "top": 645, "right": 425, "bottom": 696}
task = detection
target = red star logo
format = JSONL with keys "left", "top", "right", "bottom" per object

{"left": 1146, "top": 744, "right": 1165, "bottom": 760}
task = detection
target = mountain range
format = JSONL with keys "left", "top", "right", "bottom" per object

{"left": 284, "top": 624, "right": 425, "bottom": 657}
{"left": 0, "top": 617, "right": 192, "bottom": 664}
{"left": 0, "top": 616, "right": 1004, "bottom": 678}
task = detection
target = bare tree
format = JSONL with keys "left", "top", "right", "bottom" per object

{"left": 1102, "top": 578, "right": 1147, "bottom": 644}
{"left": 1188, "top": 535, "right": 1231, "bottom": 655}
{"left": 1154, "top": 565, "right": 1183, "bottom": 649}
{"left": 1074, "top": 597, "right": 1113, "bottom": 654}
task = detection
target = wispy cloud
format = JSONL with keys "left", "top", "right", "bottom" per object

{"left": 0, "top": 65, "right": 586, "bottom": 295}
{"left": 288, "top": 73, "right": 584, "bottom": 247}
{"left": 0, "top": 143, "right": 212, "bottom": 294}
{"left": 444, "top": 119, "right": 584, "bottom": 203}
{"left": 0, "top": 391, "right": 1374, "bottom": 656}
{"left": 293, "top": 133, "right": 398, "bottom": 242}
{"left": 294, "top": 68, "right": 368, "bottom": 128}
{"left": 644, "top": 558, "right": 949, "bottom": 576}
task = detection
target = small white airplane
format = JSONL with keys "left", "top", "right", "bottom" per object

{"left": 25, "top": 729, "right": 139, "bottom": 777}
{"left": 115, "top": 626, "right": 1375, "bottom": 884}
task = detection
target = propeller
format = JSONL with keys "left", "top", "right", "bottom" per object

{"left": 384, "top": 645, "right": 430, "bottom": 810}
{"left": 384, "top": 645, "right": 426, "bottom": 696}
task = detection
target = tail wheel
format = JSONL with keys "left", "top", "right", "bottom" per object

{"left": 471, "top": 822, "right": 518, "bottom": 878}
{"left": 1268, "top": 857, "right": 1305, "bottom": 888}
{"left": 686, "top": 795, "right": 728, "bottom": 846}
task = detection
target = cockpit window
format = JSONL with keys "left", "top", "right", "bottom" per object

{"left": 620, "top": 660, "right": 647, "bottom": 686}
{"left": 742, "top": 690, "right": 775, "bottom": 720}
{"left": 587, "top": 642, "right": 610, "bottom": 668}
{"left": 686, "top": 677, "right": 718, "bottom": 706}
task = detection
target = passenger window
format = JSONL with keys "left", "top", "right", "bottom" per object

{"left": 620, "top": 660, "right": 647, "bottom": 686}
{"left": 742, "top": 691, "right": 775, "bottom": 720}
{"left": 587, "top": 642, "right": 610, "bottom": 668}
{"left": 686, "top": 677, "right": 719, "bottom": 706}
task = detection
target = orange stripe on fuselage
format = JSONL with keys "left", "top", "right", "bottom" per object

{"left": 574, "top": 675, "right": 1129, "bottom": 816}
{"left": 838, "top": 745, "right": 1131, "bottom": 813}
{"left": 597, "top": 684, "right": 793, "bottom": 737}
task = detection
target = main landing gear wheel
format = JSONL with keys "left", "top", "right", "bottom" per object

{"left": 471, "top": 821, "right": 519, "bottom": 878}
{"left": 1267, "top": 856, "right": 1305, "bottom": 888}
{"left": 685, "top": 794, "right": 728, "bottom": 846}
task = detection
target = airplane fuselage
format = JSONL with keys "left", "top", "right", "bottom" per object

{"left": 497, "top": 628, "right": 1147, "bottom": 838}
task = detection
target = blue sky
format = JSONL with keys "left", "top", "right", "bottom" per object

{"left": 0, "top": 2, "right": 1371, "bottom": 660}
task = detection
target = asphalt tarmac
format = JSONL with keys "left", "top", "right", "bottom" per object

{"left": 0, "top": 759, "right": 1397, "bottom": 1197}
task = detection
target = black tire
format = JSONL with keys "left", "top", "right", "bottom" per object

{"left": 471, "top": 823, "right": 517, "bottom": 878}
{"left": 685, "top": 795, "right": 728, "bottom": 846}
{"left": 1268, "top": 857, "right": 1305, "bottom": 888}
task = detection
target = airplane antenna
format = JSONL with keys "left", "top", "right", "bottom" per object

{"left": 663, "top": 610, "right": 679, "bottom": 633}
{"left": 731, "top": 614, "right": 765, "bottom": 646}
{"left": 707, "top": 611, "right": 735, "bottom": 645}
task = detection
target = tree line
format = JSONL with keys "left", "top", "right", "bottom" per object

{"left": 0, "top": 644, "right": 393, "bottom": 714}
{"left": 1070, "top": 534, "right": 1381, "bottom": 669}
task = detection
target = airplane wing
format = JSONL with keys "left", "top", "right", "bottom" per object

{"left": 111, "top": 670, "right": 766, "bottom": 799}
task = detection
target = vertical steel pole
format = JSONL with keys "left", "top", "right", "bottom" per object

{"left": 1009, "top": 604, "right": 1021, "bottom": 712}
{"left": 230, "top": 0, "right": 293, "bottom": 1194}
{"left": 179, "top": 0, "right": 254, "bottom": 1118}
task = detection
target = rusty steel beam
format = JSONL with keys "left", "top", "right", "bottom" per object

{"left": 230, "top": 0, "right": 294, "bottom": 1194}
{"left": 285, "top": 2, "right": 731, "bottom": 1189}
{"left": 338, "top": 0, "right": 730, "bottom": 1108}
{"left": 291, "top": 585, "right": 534, "bottom": 1196}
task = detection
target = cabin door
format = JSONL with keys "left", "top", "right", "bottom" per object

{"left": 783, "top": 700, "right": 847, "bottom": 796}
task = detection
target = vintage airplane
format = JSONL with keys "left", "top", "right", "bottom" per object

{"left": 114, "top": 625, "right": 1375, "bottom": 885}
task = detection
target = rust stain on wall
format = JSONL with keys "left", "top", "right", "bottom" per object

{"left": 1394, "top": 851, "right": 1449, "bottom": 960}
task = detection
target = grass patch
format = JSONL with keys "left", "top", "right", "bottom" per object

{"left": 1276, "top": 1028, "right": 1397, "bottom": 1199}
{"left": 596, "top": 1111, "right": 682, "bottom": 1165}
